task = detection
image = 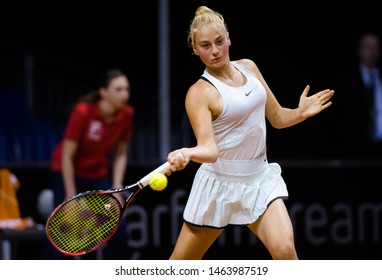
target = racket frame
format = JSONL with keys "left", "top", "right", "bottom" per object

{"left": 45, "top": 161, "right": 170, "bottom": 256}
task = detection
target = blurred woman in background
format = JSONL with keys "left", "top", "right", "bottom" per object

{"left": 43, "top": 68, "right": 134, "bottom": 259}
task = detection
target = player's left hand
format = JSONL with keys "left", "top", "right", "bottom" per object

{"left": 298, "top": 85, "right": 334, "bottom": 118}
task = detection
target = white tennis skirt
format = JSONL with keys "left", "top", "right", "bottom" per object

{"left": 183, "top": 156, "right": 288, "bottom": 228}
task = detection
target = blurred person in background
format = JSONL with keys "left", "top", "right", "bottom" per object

{"left": 334, "top": 32, "right": 382, "bottom": 159}
{"left": 42, "top": 68, "right": 135, "bottom": 259}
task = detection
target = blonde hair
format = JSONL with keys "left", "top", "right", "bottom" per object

{"left": 187, "top": 6, "right": 228, "bottom": 48}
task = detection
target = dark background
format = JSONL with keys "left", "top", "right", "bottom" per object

{"left": 4, "top": 1, "right": 382, "bottom": 158}
{"left": 1, "top": 0, "right": 382, "bottom": 260}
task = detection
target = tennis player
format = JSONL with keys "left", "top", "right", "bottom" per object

{"left": 166, "top": 6, "right": 334, "bottom": 260}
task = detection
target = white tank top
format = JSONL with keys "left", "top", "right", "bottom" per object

{"left": 201, "top": 62, "right": 267, "bottom": 160}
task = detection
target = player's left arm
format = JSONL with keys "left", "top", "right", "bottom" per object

{"left": 236, "top": 58, "right": 334, "bottom": 129}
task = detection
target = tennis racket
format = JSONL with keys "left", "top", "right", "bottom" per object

{"left": 45, "top": 160, "right": 171, "bottom": 256}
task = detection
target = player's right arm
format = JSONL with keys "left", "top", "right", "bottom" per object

{"left": 183, "top": 79, "right": 220, "bottom": 163}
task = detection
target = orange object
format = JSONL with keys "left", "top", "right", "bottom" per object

{"left": 0, "top": 168, "right": 34, "bottom": 229}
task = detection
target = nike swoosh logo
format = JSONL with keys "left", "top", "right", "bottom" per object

{"left": 245, "top": 89, "right": 253, "bottom": 96}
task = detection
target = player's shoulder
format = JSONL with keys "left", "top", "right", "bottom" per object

{"left": 233, "top": 58, "right": 258, "bottom": 71}
{"left": 188, "top": 76, "right": 217, "bottom": 97}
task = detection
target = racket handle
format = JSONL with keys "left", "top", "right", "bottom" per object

{"left": 139, "top": 152, "right": 184, "bottom": 187}
{"left": 139, "top": 161, "right": 170, "bottom": 187}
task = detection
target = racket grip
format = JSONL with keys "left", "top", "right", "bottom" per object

{"left": 139, "top": 152, "right": 184, "bottom": 187}
{"left": 139, "top": 161, "right": 170, "bottom": 187}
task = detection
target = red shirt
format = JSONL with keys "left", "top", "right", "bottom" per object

{"left": 51, "top": 102, "right": 134, "bottom": 178}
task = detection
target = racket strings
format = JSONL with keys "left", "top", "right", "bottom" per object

{"left": 46, "top": 193, "right": 121, "bottom": 254}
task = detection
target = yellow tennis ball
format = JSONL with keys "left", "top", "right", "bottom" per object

{"left": 149, "top": 173, "right": 168, "bottom": 191}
